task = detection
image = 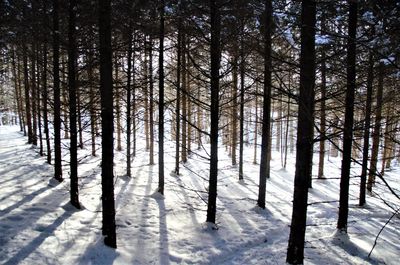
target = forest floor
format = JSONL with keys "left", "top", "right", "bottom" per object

{"left": 0, "top": 125, "right": 399, "bottom": 264}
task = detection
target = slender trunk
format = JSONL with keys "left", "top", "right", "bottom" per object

{"left": 88, "top": 50, "right": 96, "bottom": 156}
{"left": 158, "top": 0, "right": 165, "bottom": 194}
{"left": 359, "top": 53, "right": 374, "bottom": 206}
{"left": 286, "top": 0, "right": 316, "bottom": 263}
{"left": 68, "top": 0, "right": 80, "bottom": 209}
{"left": 197, "top": 83, "right": 202, "bottom": 150}
{"left": 284, "top": 94, "right": 290, "bottom": 169}
{"left": 181, "top": 36, "right": 187, "bottom": 163}
{"left": 144, "top": 42, "right": 150, "bottom": 151}
{"left": 149, "top": 38, "right": 155, "bottom": 165}
{"left": 62, "top": 56, "right": 70, "bottom": 139}
{"left": 367, "top": 62, "right": 384, "bottom": 192}
{"left": 187, "top": 69, "right": 192, "bottom": 156}
{"left": 239, "top": 30, "right": 245, "bottom": 180}
{"left": 175, "top": 14, "right": 182, "bottom": 175}
{"left": 231, "top": 55, "right": 238, "bottom": 165}
{"left": 126, "top": 27, "right": 133, "bottom": 177}
{"left": 132, "top": 37, "right": 137, "bottom": 158}
{"left": 31, "top": 46, "right": 38, "bottom": 146}
{"left": 115, "top": 54, "right": 122, "bottom": 151}
{"left": 12, "top": 49, "right": 24, "bottom": 133}
{"left": 253, "top": 82, "right": 258, "bottom": 164}
{"left": 37, "top": 49, "right": 43, "bottom": 156}
{"left": 337, "top": 0, "right": 357, "bottom": 232}
{"left": 42, "top": 43, "right": 51, "bottom": 164}
{"left": 53, "top": 0, "right": 63, "bottom": 182}
{"left": 318, "top": 12, "right": 327, "bottom": 178}
{"left": 99, "top": 0, "right": 117, "bottom": 248}
{"left": 380, "top": 114, "right": 390, "bottom": 175}
{"left": 331, "top": 116, "right": 339, "bottom": 157}
{"left": 257, "top": 0, "right": 272, "bottom": 209}
{"left": 77, "top": 76, "right": 83, "bottom": 149}
{"left": 23, "top": 46, "right": 33, "bottom": 144}
{"left": 206, "top": 0, "right": 221, "bottom": 224}
{"left": 17, "top": 57, "right": 27, "bottom": 135}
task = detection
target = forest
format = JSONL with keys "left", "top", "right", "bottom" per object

{"left": 0, "top": 0, "right": 399, "bottom": 264}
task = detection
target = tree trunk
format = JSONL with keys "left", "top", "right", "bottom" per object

{"left": 367, "top": 62, "right": 384, "bottom": 192}
{"left": 115, "top": 54, "right": 122, "bottom": 151}
{"left": 68, "top": 0, "right": 80, "bottom": 209}
{"left": 158, "top": 0, "right": 165, "bottom": 194}
{"left": 53, "top": 0, "right": 63, "bottom": 182}
{"left": 126, "top": 26, "right": 133, "bottom": 177}
{"left": 88, "top": 49, "right": 96, "bottom": 157}
{"left": 23, "top": 46, "right": 33, "bottom": 144}
{"left": 257, "top": 0, "right": 272, "bottom": 209}
{"left": 181, "top": 35, "right": 188, "bottom": 164}
{"left": 31, "top": 46, "right": 38, "bottom": 146}
{"left": 239, "top": 27, "right": 245, "bottom": 181}
{"left": 42, "top": 43, "right": 51, "bottom": 164}
{"left": 231, "top": 54, "right": 238, "bottom": 166}
{"left": 359, "top": 53, "right": 374, "bottom": 206}
{"left": 11, "top": 49, "right": 24, "bottom": 133}
{"left": 337, "top": 0, "right": 357, "bottom": 232}
{"left": 318, "top": 13, "right": 327, "bottom": 179}
{"left": 149, "top": 38, "right": 155, "bottom": 165}
{"left": 253, "top": 82, "right": 258, "bottom": 164}
{"left": 99, "top": 0, "right": 117, "bottom": 248}
{"left": 286, "top": 0, "right": 316, "bottom": 263}
{"left": 206, "top": 0, "right": 221, "bottom": 225}
{"left": 77, "top": 76, "right": 83, "bottom": 149}
{"left": 144, "top": 43, "right": 150, "bottom": 151}
{"left": 37, "top": 49, "right": 44, "bottom": 156}
{"left": 197, "top": 83, "right": 202, "bottom": 150}
{"left": 175, "top": 13, "right": 182, "bottom": 175}
{"left": 62, "top": 56, "right": 70, "bottom": 140}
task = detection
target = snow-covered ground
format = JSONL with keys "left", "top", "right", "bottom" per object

{"left": 0, "top": 125, "right": 399, "bottom": 264}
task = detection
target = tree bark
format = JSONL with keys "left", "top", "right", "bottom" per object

{"left": 367, "top": 62, "right": 384, "bottom": 192}
{"left": 42, "top": 43, "right": 51, "bottom": 164}
{"left": 286, "top": 0, "right": 316, "bottom": 263}
{"left": 53, "top": 0, "right": 63, "bottom": 182}
{"left": 359, "top": 52, "right": 374, "bottom": 206}
{"left": 206, "top": 0, "right": 221, "bottom": 225}
{"left": 68, "top": 0, "right": 80, "bottom": 209}
{"left": 175, "top": 11, "right": 182, "bottom": 175}
{"left": 337, "top": 0, "right": 357, "bottom": 232}
{"left": 257, "top": 0, "right": 272, "bottom": 209}
{"left": 149, "top": 38, "right": 155, "bottom": 165}
{"left": 126, "top": 26, "right": 133, "bottom": 177}
{"left": 158, "top": 0, "right": 165, "bottom": 194}
{"left": 99, "top": 0, "right": 117, "bottom": 248}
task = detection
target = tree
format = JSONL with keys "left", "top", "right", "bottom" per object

{"left": 68, "top": 0, "right": 80, "bottom": 209}
{"left": 257, "top": 0, "right": 272, "bottom": 209}
{"left": 206, "top": 0, "right": 221, "bottom": 225}
{"left": 53, "top": 0, "right": 63, "bottom": 182}
{"left": 359, "top": 53, "right": 374, "bottom": 206}
{"left": 158, "top": 0, "right": 165, "bottom": 194}
{"left": 286, "top": 0, "right": 316, "bottom": 263}
{"left": 337, "top": 0, "right": 358, "bottom": 232}
{"left": 99, "top": 0, "right": 117, "bottom": 248}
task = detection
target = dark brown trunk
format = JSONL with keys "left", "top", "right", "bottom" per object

{"left": 359, "top": 52, "right": 374, "bottom": 206}
{"left": 206, "top": 0, "right": 221, "bottom": 225}
{"left": 257, "top": 0, "right": 272, "bottom": 209}
{"left": 286, "top": 0, "right": 316, "bottom": 263}
{"left": 68, "top": 0, "right": 80, "bottom": 209}
{"left": 99, "top": 0, "right": 116, "bottom": 248}
{"left": 158, "top": 0, "right": 165, "bottom": 194}
{"left": 337, "top": 0, "right": 357, "bottom": 232}
{"left": 53, "top": 0, "right": 63, "bottom": 182}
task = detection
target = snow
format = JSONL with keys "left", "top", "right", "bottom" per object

{"left": 0, "top": 125, "right": 399, "bottom": 264}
